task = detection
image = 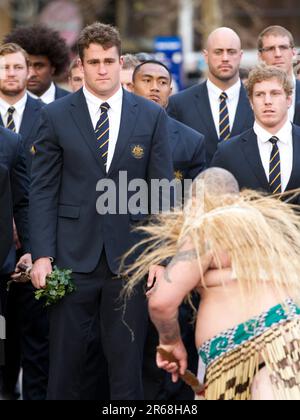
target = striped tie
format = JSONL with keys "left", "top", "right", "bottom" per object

{"left": 95, "top": 102, "right": 110, "bottom": 167}
{"left": 219, "top": 92, "right": 230, "bottom": 141}
{"left": 6, "top": 107, "right": 16, "bottom": 132}
{"left": 269, "top": 136, "right": 281, "bottom": 194}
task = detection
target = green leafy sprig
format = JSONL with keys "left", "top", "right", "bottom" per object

{"left": 35, "top": 266, "right": 75, "bottom": 306}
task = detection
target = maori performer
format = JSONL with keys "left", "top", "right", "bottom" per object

{"left": 124, "top": 168, "right": 300, "bottom": 400}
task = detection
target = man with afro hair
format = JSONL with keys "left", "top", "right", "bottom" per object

{"left": 5, "top": 25, "right": 70, "bottom": 103}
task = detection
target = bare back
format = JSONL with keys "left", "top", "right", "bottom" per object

{"left": 195, "top": 265, "right": 290, "bottom": 348}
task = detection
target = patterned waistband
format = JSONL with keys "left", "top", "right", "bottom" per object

{"left": 198, "top": 299, "right": 300, "bottom": 368}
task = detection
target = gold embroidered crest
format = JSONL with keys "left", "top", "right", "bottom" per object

{"left": 174, "top": 169, "right": 184, "bottom": 182}
{"left": 131, "top": 145, "right": 145, "bottom": 159}
{"left": 30, "top": 145, "right": 36, "bottom": 155}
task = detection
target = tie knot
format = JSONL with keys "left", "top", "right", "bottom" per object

{"left": 8, "top": 106, "right": 15, "bottom": 115}
{"left": 269, "top": 136, "right": 279, "bottom": 145}
{"left": 220, "top": 92, "right": 228, "bottom": 101}
{"left": 100, "top": 103, "right": 110, "bottom": 113}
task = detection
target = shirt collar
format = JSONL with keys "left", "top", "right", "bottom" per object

{"left": 254, "top": 119, "right": 292, "bottom": 145}
{"left": 0, "top": 93, "right": 27, "bottom": 117}
{"left": 28, "top": 82, "right": 56, "bottom": 104}
{"left": 207, "top": 78, "right": 241, "bottom": 101}
{"left": 83, "top": 85, "right": 123, "bottom": 115}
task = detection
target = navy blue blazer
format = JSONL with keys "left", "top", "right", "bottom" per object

{"left": 0, "top": 164, "right": 13, "bottom": 268}
{"left": 29, "top": 89, "right": 174, "bottom": 274}
{"left": 211, "top": 126, "right": 300, "bottom": 203}
{"left": 168, "top": 117, "right": 206, "bottom": 181}
{"left": 0, "top": 95, "right": 43, "bottom": 172}
{"left": 168, "top": 81, "right": 254, "bottom": 165}
{"left": 0, "top": 127, "right": 30, "bottom": 257}
{"left": 55, "top": 85, "right": 70, "bottom": 100}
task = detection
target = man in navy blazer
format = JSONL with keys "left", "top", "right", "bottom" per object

{"left": 29, "top": 23, "right": 174, "bottom": 400}
{"left": 257, "top": 25, "right": 300, "bottom": 124}
{"left": 168, "top": 28, "right": 254, "bottom": 165}
{"left": 5, "top": 25, "right": 70, "bottom": 104}
{"left": 211, "top": 66, "right": 300, "bottom": 203}
{"left": 133, "top": 60, "right": 206, "bottom": 183}
{"left": 0, "top": 43, "right": 49, "bottom": 400}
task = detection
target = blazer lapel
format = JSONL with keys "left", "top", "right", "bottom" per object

{"left": 241, "top": 129, "right": 270, "bottom": 191}
{"left": 0, "top": 114, "right": 3, "bottom": 127}
{"left": 70, "top": 89, "right": 106, "bottom": 174}
{"left": 231, "top": 85, "right": 251, "bottom": 136}
{"left": 19, "top": 96, "right": 39, "bottom": 142}
{"left": 286, "top": 125, "right": 300, "bottom": 191}
{"left": 194, "top": 82, "right": 219, "bottom": 141}
{"left": 107, "top": 90, "right": 138, "bottom": 177}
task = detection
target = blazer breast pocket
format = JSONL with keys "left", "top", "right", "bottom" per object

{"left": 58, "top": 205, "right": 80, "bottom": 219}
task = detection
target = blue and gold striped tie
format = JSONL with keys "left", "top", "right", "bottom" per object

{"left": 219, "top": 92, "right": 230, "bottom": 142}
{"left": 95, "top": 102, "right": 110, "bottom": 167}
{"left": 269, "top": 136, "right": 281, "bottom": 194}
{"left": 6, "top": 107, "right": 16, "bottom": 132}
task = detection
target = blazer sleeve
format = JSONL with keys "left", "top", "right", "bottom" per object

{"left": 11, "top": 137, "right": 30, "bottom": 253}
{"left": 29, "top": 107, "right": 63, "bottom": 261}
{"left": 147, "top": 108, "right": 174, "bottom": 212}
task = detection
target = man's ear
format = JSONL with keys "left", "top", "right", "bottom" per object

{"left": 78, "top": 58, "right": 84, "bottom": 72}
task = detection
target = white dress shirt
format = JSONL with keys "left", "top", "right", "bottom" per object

{"left": 28, "top": 82, "right": 56, "bottom": 104}
{"left": 0, "top": 93, "right": 27, "bottom": 133}
{"left": 254, "top": 120, "right": 293, "bottom": 192}
{"left": 83, "top": 85, "right": 123, "bottom": 172}
{"left": 288, "top": 75, "right": 296, "bottom": 122}
{"left": 207, "top": 79, "right": 241, "bottom": 137}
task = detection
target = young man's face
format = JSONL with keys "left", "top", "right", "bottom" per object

{"left": 259, "top": 35, "right": 296, "bottom": 76}
{"left": 80, "top": 43, "right": 123, "bottom": 100}
{"left": 251, "top": 78, "right": 292, "bottom": 130}
{"left": 133, "top": 63, "right": 172, "bottom": 108}
{"left": 69, "top": 66, "right": 84, "bottom": 92}
{"left": 27, "top": 55, "right": 55, "bottom": 96}
{"left": 0, "top": 52, "right": 28, "bottom": 97}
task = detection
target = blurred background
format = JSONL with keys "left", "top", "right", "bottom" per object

{"left": 1, "top": 0, "right": 299, "bottom": 88}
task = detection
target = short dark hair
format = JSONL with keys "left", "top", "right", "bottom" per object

{"left": 132, "top": 60, "right": 172, "bottom": 83}
{"left": 4, "top": 25, "right": 70, "bottom": 76}
{"left": 77, "top": 22, "right": 122, "bottom": 61}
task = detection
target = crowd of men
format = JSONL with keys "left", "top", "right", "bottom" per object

{"left": 0, "top": 21, "right": 300, "bottom": 400}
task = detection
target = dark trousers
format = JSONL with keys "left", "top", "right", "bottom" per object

{"left": 0, "top": 277, "right": 21, "bottom": 396}
{"left": 19, "top": 282, "right": 49, "bottom": 400}
{"left": 47, "top": 253, "right": 148, "bottom": 400}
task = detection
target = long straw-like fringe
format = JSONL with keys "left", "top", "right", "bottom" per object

{"left": 204, "top": 319, "right": 300, "bottom": 400}
{"left": 122, "top": 189, "right": 300, "bottom": 306}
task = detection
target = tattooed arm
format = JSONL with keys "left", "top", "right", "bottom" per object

{"left": 148, "top": 239, "right": 213, "bottom": 380}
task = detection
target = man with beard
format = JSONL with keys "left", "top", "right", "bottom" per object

{"left": 0, "top": 43, "right": 47, "bottom": 401}
{"left": 168, "top": 28, "right": 254, "bottom": 165}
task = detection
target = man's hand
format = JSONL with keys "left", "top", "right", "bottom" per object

{"left": 156, "top": 339, "right": 188, "bottom": 383}
{"left": 11, "top": 253, "right": 33, "bottom": 281}
{"left": 146, "top": 265, "right": 165, "bottom": 296}
{"left": 31, "top": 258, "right": 53, "bottom": 289}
